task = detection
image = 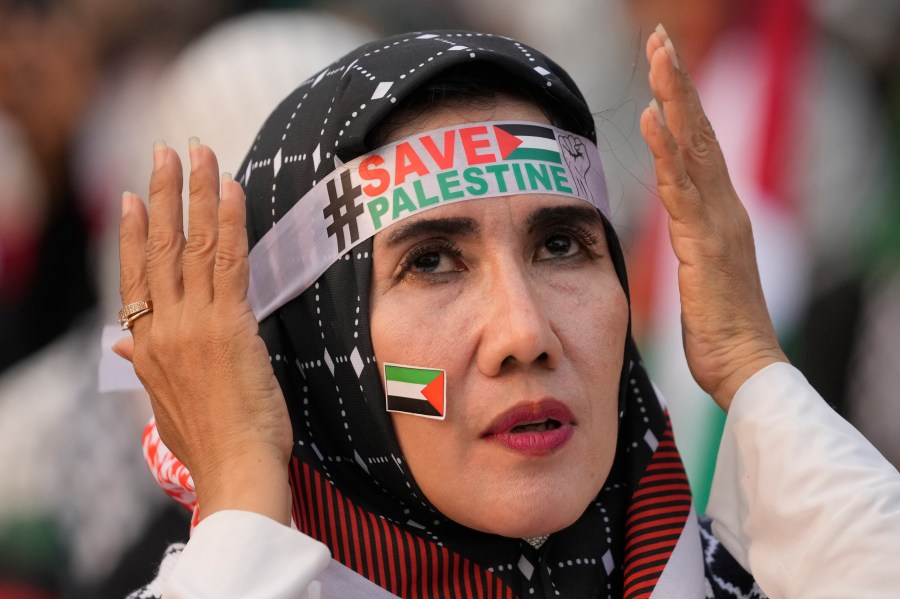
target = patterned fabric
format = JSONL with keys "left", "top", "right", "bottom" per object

{"left": 699, "top": 520, "right": 767, "bottom": 598}
{"left": 126, "top": 544, "right": 185, "bottom": 599}
{"left": 139, "top": 29, "right": 758, "bottom": 598}
{"left": 142, "top": 419, "right": 200, "bottom": 529}
{"left": 622, "top": 426, "right": 692, "bottom": 597}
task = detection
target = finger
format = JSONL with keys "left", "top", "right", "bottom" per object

{"left": 145, "top": 140, "right": 185, "bottom": 307}
{"left": 213, "top": 173, "right": 250, "bottom": 306}
{"left": 640, "top": 101, "right": 711, "bottom": 231}
{"left": 183, "top": 137, "right": 220, "bottom": 306}
{"left": 646, "top": 25, "right": 695, "bottom": 135}
{"left": 113, "top": 336, "right": 135, "bottom": 362}
{"left": 645, "top": 25, "right": 666, "bottom": 65}
{"left": 119, "top": 191, "right": 152, "bottom": 334}
{"left": 647, "top": 28, "right": 731, "bottom": 196}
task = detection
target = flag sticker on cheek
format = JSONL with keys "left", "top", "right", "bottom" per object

{"left": 384, "top": 363, "right": 446, "bottom": 420}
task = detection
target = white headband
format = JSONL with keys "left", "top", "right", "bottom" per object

{"left": 247, "top": 120, "right": 609, "bottom": 320}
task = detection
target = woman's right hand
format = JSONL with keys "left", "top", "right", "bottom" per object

{"left": 115, "top": 138, "right": 292, "bottom": 524}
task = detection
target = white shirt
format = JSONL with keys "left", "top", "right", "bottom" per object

{"left": 155, "top": 363, "right": 900, "bottom": 598}
{"left": 707, "top": 362, "right": 900, "bottom": 598}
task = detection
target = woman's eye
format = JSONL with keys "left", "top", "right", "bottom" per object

{"left": 536, "top": 233, "right": 579, "bottom": 260}
{"left": 399, "top": 241, "right": 464, "bottom": 280}
{"left": 412, "top": 251, "right": 443, "bottom": 272}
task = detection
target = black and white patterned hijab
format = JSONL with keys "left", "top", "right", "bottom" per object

{"left": 238, "top": 30, "right": 759, "bottom": 599}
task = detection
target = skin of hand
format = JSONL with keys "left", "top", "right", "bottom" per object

{"left": 639, "top": 26, "right": 788, "bottom": 411}
{"left": 115, "top": 138, "right": 293, "bottom": 525}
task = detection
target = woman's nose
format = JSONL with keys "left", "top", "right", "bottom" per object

{"left": 475, "top": 265, "right": 562, "bottom": 377}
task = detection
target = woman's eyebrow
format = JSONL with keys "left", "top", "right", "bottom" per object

{"left": 384, "top": 217, "right": 480, "bottom": 247}
{"left": 526, "top": 205, "right": 605, "bottom": 233}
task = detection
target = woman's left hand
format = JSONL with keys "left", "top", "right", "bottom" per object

{"left": 639, "top": 26, "right": 788, "bottom": 411}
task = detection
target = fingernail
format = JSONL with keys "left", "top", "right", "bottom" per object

{"left": 221, "top": 172, "right": 232, "bottom": 186}
{"left": 153, "top": 140, "right": 167, "bottom": 170}
{"left": 189, "top": 136, "right": 201, "bottom": 168}
{"left": 655, "top": 23, "right": 669, "bottom": 42}
{"left": 121, "top": 191, "right": 133, "bottom": 216}
{"left": 649, "top": 99, "right": 665, "bottom": 126}
{"left": 664, "top": 38, "right": 680, "bottom": 69}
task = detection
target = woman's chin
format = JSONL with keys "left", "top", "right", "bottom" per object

{"left": 428, "top": 467, "right": 606, "bottom": 539}
{"left": 454, "top": 499, "right": 587, "bottom": 539}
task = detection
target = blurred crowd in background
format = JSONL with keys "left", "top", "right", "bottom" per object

{"left": 0, "top": 0, "right": 897, "bottom": 596}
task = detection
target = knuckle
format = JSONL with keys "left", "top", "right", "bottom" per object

{"left": 131, "top": 343, "right": 155, "bottom": 379}
{"left": 183, "top": 232, "right": 217, "bottom": 261}
{"left": 213, "top": 256, "right": 247, "bottom": 291}
{"left": 145, "top": 232, "right": 183, "bottom": 265}
{"left": 679, "top": 117, "right": 719, "bottom": 165}
{"left": 142, "top": 328, "right": 181, "bottom": 367}
{"left": 673, "top": 166, "right": 695, "bottom": 194}
{"left": 687, "top": 131, "right": 712, "bottom": 162}
{"left": 214, "top": 244, "right": 246, "bottom": 273}
{"left": 213, "top": 251, "right": 248, "bottom": 289}
{"left": 699, "top": 116, "right": 718, "bottom": 141}
{"left": 700, "top": 117, "right": 726, "bottom": 156}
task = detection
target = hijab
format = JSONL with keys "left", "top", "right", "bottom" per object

{"left": 234, "top": 30, "right": 758, "bottom": 598}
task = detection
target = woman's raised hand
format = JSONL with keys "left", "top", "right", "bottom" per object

{"left": 116, "top": 139, "right": 292, "bottom": 524}
{"left": 640, "top": 26, "right": 788, "bottom": 411}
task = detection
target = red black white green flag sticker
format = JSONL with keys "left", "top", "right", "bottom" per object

{"left": 494, "top": 123, "right": 561, "bottom": 163}
{"left": 384, "top": 363, "right": 446, "bottom": 420}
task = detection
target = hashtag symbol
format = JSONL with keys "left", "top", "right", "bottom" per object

{"left": 323, "top": 170, "right": 365, "bottom": 253}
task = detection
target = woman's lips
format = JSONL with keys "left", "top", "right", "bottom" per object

{"left": 482, "top": 400, "right": 575, "bottom": 456}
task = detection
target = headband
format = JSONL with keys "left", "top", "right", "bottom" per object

{"left": 247, "top": 120, "right": 608, "bottom": 321}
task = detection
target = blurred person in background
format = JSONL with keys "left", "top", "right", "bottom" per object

{"left": 0, "top": 0, "right": 100, "bottom": 376}
{"left": 0, "top": 2, "right": 373, "bottom": 597}
{"left": 812, "top": 0, "right": 900, "bottom": 470}
{"left": 452, "top": 0, "right": 893, "bottom": 511}
{"left": 0, "top": 4, "right": 159, "bottom": 596}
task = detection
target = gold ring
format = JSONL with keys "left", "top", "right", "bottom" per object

{"left": 118, "top": 300, "right": 153, "bottom": 330}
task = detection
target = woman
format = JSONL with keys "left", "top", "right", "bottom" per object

{"left": 118, "top": 28, "right": 900, "bottom": 597}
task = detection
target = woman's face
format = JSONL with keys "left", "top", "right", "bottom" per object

{"left": 370, "top": 99, "right": 628, "bottom": 538}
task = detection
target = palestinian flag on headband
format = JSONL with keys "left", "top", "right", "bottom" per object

{"left": 384, "top": 364, "right": 446, "bottom": 419}
{"left": 494, "top": 123, "right": 561, "bottom": 164}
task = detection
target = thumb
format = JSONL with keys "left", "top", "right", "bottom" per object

{"left": 113, "top": 336, "right": 135, "bottom": 362}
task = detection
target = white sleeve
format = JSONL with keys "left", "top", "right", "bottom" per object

{"left": 706, "top": 362, "right": 900, "bottom": 598}
{"left": 163, "top": 510, "right": 332, "bottom": 599}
